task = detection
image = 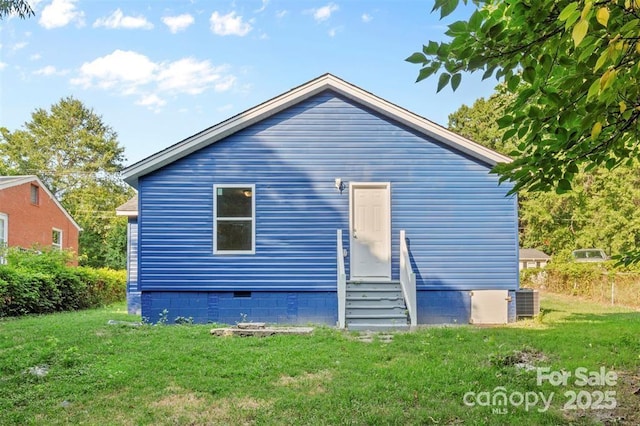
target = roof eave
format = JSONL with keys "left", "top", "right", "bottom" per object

{"left": 122, "top": 74, "right": 512, "bottom": 188}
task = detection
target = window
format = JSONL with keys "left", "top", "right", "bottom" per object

{"left": 30, "top": 184, "right": 39, "bottom": 205}
{"left": 214, "top": 185, "right": 255, "bottom": 254}
{"left": 52, "top": 228, "right": 63, "bottom": 251}
{"left": 0, "top": 213, "right": 7, "bottom": 264}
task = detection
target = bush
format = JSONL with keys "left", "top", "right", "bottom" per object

{"left": 0, "top": 248, "right": 126, "bottom": 318}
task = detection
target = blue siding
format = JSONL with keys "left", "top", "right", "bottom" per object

{"left": 126, "top": 217, "right": 141, "bottom": 315}
{"left": 137, "top": 91, "right": 518, "bottom": 304}
{"left": 417, "top": 290, "right": 471, "bottom": 324}
{"left": 141, "top": 291, "right": 336, "bottom": 325}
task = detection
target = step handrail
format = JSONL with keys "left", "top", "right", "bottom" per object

{"left": 337, "top": 229, "right": 346, "bottom": 329}
{"left": 400, "top": 230, "right": 417, "bottom": 327}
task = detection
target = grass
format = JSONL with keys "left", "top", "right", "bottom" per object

{"left": 0, "top": 293, "right": 639, "bottom": 425}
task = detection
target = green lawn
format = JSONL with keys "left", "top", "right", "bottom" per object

{"left": 1, "top": 293, "right": 638, "bottom": 425}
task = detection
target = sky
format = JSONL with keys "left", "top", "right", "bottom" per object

{"left": 0, "top": 0, "right": 498, "bottom": 166}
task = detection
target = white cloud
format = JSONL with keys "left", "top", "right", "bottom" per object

{"left": 0, "top": 62, "right": 6, "bottom": 71}
{"left": 136, "top": 94, "right": 166, "bottom": 109}
{"left": 328, "top": 27, "right": 338, "bottom": 37}
{"left": 255, "top": 0, "right": 269, "bottom": 13}
{"left": 30, "top": 53, "right": 42, "bottom": 61}
{"left": 11, "top": 41, "right": 28, "bottom": 51}
{"left": 39, "top": 0, "right": 84, "bottom": 29}
{"left": 210, "top": 11, "right": 252, "bottom": 36}
{"left": 312, "top": 3, "right": 338, "bottom": 22}
{"left": 72, "top": 50, "right": 157, "bottom": 90}
{"left": 33, "top": 65, "right": 61, "bottom": 77}
{"left": 93, "top": 9, "right": 153, "bottom": 30}
{"left": 71, "top": 50, "right": 236, "bottom": 111}
{"left": 162, "top": 14, "right": 194, "bottom": 33}
{"left": 157, "top": 58, "right": 231, "bottom": 95}
{"left": 362, "top": 13, "right": 372, "bottom": 23}
{"left": 34, "top": 65, "right": 57, "bottom": 75}
{"left": 276, "top": 10, "right": 287, "bottom": 19}
{"left": 33, "top": 65, "right": 69, "bottom": 76}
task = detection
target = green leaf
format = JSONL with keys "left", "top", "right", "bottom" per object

{"left": 558, "top": 2, "right": 578, "bottom": 21}
{"left": 556, "top": 179, "right": 572, "bottom": 193}
{"left": 416, "top": 64, "right": 438, "bottom": 82}
{"left": 506, "top": 75, "right": 519, "bottom": 91}
{"left": 482, "top": 65, "right": 497, "bottom": 80}
{"left": 468, "top": 10, "right": 483, "bottom": 31}
{"left": 572, "top": 19, "right": 588, "bottom": 48}
{"left": 503, "top": 128, "right": 518, "bottom": 141}
{"left": 539, "top": 54, "right": 552, "bottom": 72}
{"left": 587, "top": 79, "right": 600, "bottom": 100}
{"left": 496, "top": 115, "right": 513, "bottom": 128}
{"left": 447, "top": 20, "right": 468, "bottom": 35}
{"left": 451, "top": 73, "right": 462, "bottom": 91}
{"left": 567, "top": 162, "right": 579, "bottom": 173}
{"left": 522, "top": 66, "right": 536, "bottom": 84}
{"left": 436, "top": 43, "right": 450, "bottom": 58}
{"left": 594, "top": 50, "right": 609, "bottom": 71}
{"left": 423, "top": 41, "right": 439, "bottom": 55}
{"left": 437, "top": 73, "right": 451, "bottom": 92}
{"left": 406, "top": 52, "right": 427, "bottom": 64}
{"left": 439, "top": 0, "right": 459, "bottom": 19}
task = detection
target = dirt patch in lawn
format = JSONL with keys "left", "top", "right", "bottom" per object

{"left": 150, "top": 386, "right": 272, "bottom": 425}
{"left": 276, "top": 369, "right": 332, "bottom": 395}
{"left": 562, "top": 370, "right": 640, "bottom": 425}
{"left": 490, "top": 346, "right": 548, "bottom": 370}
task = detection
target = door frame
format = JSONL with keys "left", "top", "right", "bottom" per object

{"left": 348, "top": 182, "right": 391, "bottom": 281}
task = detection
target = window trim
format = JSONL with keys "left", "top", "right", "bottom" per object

{"left": 213, "top": 184, "right": 255, "bottom": 255}
{"left": 52, "top": 228, "right": 63, "bottom": 251}
{"left": 0, "top": 213, "right": 7, "bottom": 264}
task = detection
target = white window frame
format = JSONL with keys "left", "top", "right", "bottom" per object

{"left": 0, "top": 213, "right": 7, "bottom": 264}
{"left": 213, "top": 184, "right": 255, "bottom": 255}
{"left": 52, "top": 228, "right": 63, "bottom": 251}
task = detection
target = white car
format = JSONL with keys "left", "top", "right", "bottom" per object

{"left": 572, "top": 248, "right": 609, "bottom": 262}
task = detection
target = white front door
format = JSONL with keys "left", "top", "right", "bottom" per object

{"left": 350, "top": 183, "right": 391, "bottom": 280}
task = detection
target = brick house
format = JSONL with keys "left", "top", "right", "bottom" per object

{"left": 0, "top": 176, "right": 81, "bottom": 259}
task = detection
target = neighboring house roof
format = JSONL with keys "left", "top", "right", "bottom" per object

{"left": 116, "top": 195, "right": 138, "bottom": 217}
{"left": 519, "top": 248, "right": 551, "bottom": 260}
{"left": 122, "top": 73, "right": 512, "bottom": 189}
{"left": 0, "top": 175, "right": 82, "bottom": 231}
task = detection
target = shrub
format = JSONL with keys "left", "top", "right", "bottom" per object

{"left": 521, "top": 260, "right": 640, "bottom": 307}
{"left": 0, "top": 248, "right": 126, "bottom": 318}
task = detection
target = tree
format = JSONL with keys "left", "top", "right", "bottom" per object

{"left": 449, "top": 89, "right": 640, "bottom": 257}
{"left": 0, "top": 97, "right": 134, "bottom": 267}
{"left": 407, "top": 0, "right": 640, "bottom": 263}
{"left": 0, "top": 0, "right": 34, "bottom": 19}
{"left": 448, "top": 86, "right": 516, "bottom": 154}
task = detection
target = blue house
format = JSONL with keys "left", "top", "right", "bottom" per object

{"left": 121, "top": 74, "right": 519, "bottom": 329}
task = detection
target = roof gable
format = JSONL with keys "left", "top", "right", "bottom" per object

{"left": 122, "top": 73, "right": 511, "bottom": 189}
{"left": 519, "top": 248, "right": 550, "bottom": 260}
{"left": 116, "top": 194, "right": 138, "bottom": 217}
{"left": 0, "top": 175, "right": 82, "bottom": 231}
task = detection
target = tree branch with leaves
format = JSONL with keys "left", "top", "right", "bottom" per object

{"left": 408, "top": 0, "right": 640, "bottom": 263}
{"left": 0, "top": 0, "right": 34, "bottom": 19}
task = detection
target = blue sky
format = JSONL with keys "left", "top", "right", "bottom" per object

{"left": 1, "top": 0, "right": 497, "bottom": 166}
